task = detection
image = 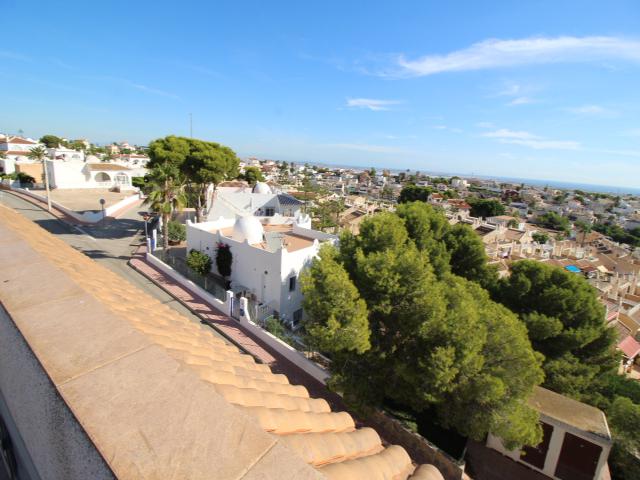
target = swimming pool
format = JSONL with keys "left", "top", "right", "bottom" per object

{"left": 565, "top": 265, "right": 581, "bottom": 273}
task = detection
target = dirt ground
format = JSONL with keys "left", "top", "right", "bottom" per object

{"left": 45, "top": 188, "right": 135, "bottom": 212}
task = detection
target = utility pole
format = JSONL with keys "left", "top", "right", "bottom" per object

{"left": 189, "top": 113, "right": 193, "bottom": 138}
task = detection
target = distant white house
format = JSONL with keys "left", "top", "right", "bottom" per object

{"left": 207, "top": 181, "right": 304, "bottom": 221}
{"left": 0, "top": 135, "right": 40, "bottom": 173}
{"left": 47, "top": 146, "right": 85, "bottom": 162}
{"left": 46, "top": 162, "right": 138, "bottom": 190}
{"left": 187, "top": 214, "right": 336, "bottom": 324}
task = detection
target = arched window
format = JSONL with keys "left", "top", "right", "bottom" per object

{"left": 95, "top": 172, "right": 111, "bottom": 182}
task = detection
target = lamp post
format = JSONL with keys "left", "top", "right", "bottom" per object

{"left": 142, "top": 213, "right": 150, "bottom": 238}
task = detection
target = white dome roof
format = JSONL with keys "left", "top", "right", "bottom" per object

{"left": 252, "top": 182, "right": 272, "bottom": 194}
{"left": 232, "top": 216, "right": 264, "bottom": 244}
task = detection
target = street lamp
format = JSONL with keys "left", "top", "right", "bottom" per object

{"left": 142, "top": 213, "right": 150, "bottom": 238}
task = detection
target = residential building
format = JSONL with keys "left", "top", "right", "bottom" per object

{"left": 485, "top": 387, "right": 612, "bottom": 480}
{"left": 187, "top": 214, "right": 336, "bottom": 325}
{"left": 46, "top": 161, "right": 137, "bottom": 190}
{"left": 0, "top": 135, "right": 40, "bottom": 173}
{"left": 207, "top": 181, "right": 304, "bottom": 221}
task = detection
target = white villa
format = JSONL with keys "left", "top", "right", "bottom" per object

{"left": 207, "top": 181, "right": 304, "bottom": 221}
{"left": 0, "top": 135, "right": 40, "bottom": 173}
{"left": 187, "top": 214, "right": 337, "bottom": 325}
{"left": 46, "top": 161, "right": 139, "bottom": 190}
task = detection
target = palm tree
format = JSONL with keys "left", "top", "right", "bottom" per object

{"left": 27, "top": 146, "right": 52, "bottom": 212}
{"left": 144, "top": 162, "right": 186, "bottom": 252}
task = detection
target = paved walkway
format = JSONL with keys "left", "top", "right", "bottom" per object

{"left": 128, "top": 246, "right": 347, "bottom": 410}
{"left": 0, "top": 187, "right": 144, "bottom": 226}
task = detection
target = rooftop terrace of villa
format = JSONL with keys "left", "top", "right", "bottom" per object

{"left": 216, "top": 223, "right": 316, "bottom": 252}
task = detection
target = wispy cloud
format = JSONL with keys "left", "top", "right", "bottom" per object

{"left": 176, "top": 62, "right": 224, "bottom": 79}
{"left": 432, "top": 125, "right": 462, "bottom": 133}
{"left": 128, "top": 82, "right": 179, "bottom": 98}
{"left": 482, "top": 128, "right": 580, "bottom": 150}
{"left": 49, "top": 57, "right": 76, "bottom": 70}
{"left": 507, "top": 96, "right": 536, "bottom": 106}
{"left": 389, "top": 36, "right": 640, "bottom": 77}
{"left": 566, "top": 104, "right": 618, "bottom": 117}
{"left": 346, "top": 98, "right": 401, "bottom": 111}
{"left": 87, "top": 75, "right": 180, "bottom": 99}
{"left": 0, "top": 50, "right": 31, "bottom": 62}
{"left": 476, "top": 121, "right": 495, "bottom": 129}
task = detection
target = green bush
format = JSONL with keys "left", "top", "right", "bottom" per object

{"left": 167, "top": 221, "right": 186, "bottom": 242}
{"left": 186, "top": 249, "right": 211, "bottom": 276}
{"left": 216, "top": 243, "right": 233, "bottom": 278}
{"left": 131, "top": 176, "right": 146, "bottom": 188}
{"left": 17, "top": 172, "right": 35, "bottom": 185}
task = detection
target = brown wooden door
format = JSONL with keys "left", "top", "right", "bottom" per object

{"left": 555, "top": 432, "right": 602, "bottom": 480}
{"left": 521, "top": 422, "right": 553, "bottom": 470}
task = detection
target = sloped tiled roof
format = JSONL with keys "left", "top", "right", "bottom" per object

{"left": 0, "top": 204, "right": 443, "bottom": 480}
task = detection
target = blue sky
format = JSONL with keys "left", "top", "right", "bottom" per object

{"left": 2, "top": 0, "right": 640, "bottom": 188}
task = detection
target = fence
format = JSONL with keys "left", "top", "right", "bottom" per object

{"left": 153, "top": 250, "right": 227, "bottom": 302}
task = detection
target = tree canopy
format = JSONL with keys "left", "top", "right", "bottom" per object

{"left": 39, "top": 134, "right": 66, "bottom": 148}
{"left": 238, "top": 166, "right": 265, "bottom": 185}
{"left": 398, "top": 184, "right": 434, "bottom": 203}
{"left": 537, "top": 212, "right": 570, "bottom": 233}
{"left": 302, "top": 204, "right": 543, "bottom": 448}
{"left": 147, "top": 135, "right": 239, "bottom": 222}
{"left": 492, "top": 260, "right": 617, "bottom": 400}
{"left": 468, "top": 198, "right": 506, "bottom": 218}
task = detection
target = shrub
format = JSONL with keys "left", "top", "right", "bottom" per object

{"left": 131, "top": 176, "right": 146, "bottom": 189}
{"left": 167, "top": 221, "right": 186, "bottom": 242}
{"left": 187, "top": 249, "right": 212, "bottom": 276}
{"left": 18, "top": 172, "right": 35, "bottom": 184}
{"left": 216, "top": 243, "right": 233, "bottom": 278}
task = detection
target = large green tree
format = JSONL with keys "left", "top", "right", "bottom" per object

{"left": 492, "top": 260, "right": 617, "bottom": 400}
{"left": 147, "top": 135, "right": 239, "bottom": 222}
{"left": 398, "top": 184, "right": 433, "bottom": 203}
{"left": 304, "top": 211, "right": 543, "bottom": 448}
{"left": 39, "top": 134, "right": 66, "bottom": 148}
{"left": 239, "top": 166, "right": 265, "bottom": 185}
{"left": 301, "top": 245, "right": 370, "bottom": 354}
{"left": 468, "top": 198, "right": 506, "bottom": 218}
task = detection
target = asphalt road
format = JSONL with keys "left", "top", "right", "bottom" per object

{"left": 0, "top": 190, "right": 209, "bottom": 327}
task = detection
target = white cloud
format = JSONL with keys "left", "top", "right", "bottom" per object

{"left": 508, "top": 96, "right": 536, "bottom": 106}
{"left": 566, "top": 104, "right": 618, "bottom": 117}
{"left": 476, "top": 121, "right": 495, "bottom": 129}
{"left": 483, "top": 129, "right": 538, "bottom": 140}
{"left": 346, "top": 98, "right": 401, "bottom": 111}
{"left": 482, "top": 129, "right": 580, "bottom": 150}
{"left": 393, "top": 36, "right": 640, "bottom": 77}
{"left": 432, "top": 125, "right": 462, "bottom": 133}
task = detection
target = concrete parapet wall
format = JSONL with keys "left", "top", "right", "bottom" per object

{"left": 0, "top": 305, "right": 115, "bottom": 480}
{"left": 367, "top": 409, "right": 465, "bottom": 480}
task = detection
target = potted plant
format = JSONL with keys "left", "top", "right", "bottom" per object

{"left": 167, "top": 220, "right": 186, "bottom": 245}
